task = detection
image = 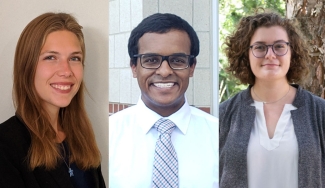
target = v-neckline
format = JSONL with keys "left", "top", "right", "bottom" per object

{"left": 253, "top": 101, "right": 297, "bottom": 150}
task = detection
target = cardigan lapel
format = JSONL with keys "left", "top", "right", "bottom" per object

{"left": 237, "top": 86, "right": 256, "bottom": 151}
{"left": 291, "top": 85, "right": 321, "bottom": 188}
{"left": 224, "top": 87, "right": 256, "bottom": 187}
{"left": 237, "top": 87, "right": 256, "bottom": 186}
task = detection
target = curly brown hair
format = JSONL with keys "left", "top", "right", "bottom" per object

{"left": 224, "top": 11, "right": 309, "bottom": 85}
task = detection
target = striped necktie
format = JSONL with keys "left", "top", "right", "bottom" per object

{"left": 152, "top": 118, "right": 179, "bottom": 188}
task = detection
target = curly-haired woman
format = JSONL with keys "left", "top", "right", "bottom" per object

{"left": 220, "top": 11, "right": 325, "bottom": 188}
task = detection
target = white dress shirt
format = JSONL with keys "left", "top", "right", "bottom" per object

{"left": 109, "top": 97, "right": 219, "bottom": 188}
{"left": 247, "top": 101, "right": 298, "bottom": 188}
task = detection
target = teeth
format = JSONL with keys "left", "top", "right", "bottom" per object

{"left": 51, "top": 84, "right": 71, "bottom": 90}
{"left": 154, "top": 83, "right": 174, "bottom": 88}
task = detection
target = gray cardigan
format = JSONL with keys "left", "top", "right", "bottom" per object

{"left": 219, "top": 85, "right": 325, "bottom": 188}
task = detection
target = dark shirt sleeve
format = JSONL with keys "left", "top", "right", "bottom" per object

{"left": 0, "top": 142, "right": 27, "bottom": 188}
{"left": 0, "top": 116, "right": 40, "bottom": 188}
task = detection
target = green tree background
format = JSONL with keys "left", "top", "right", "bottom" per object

{"left": 219, "top": 0, "right": 286, "bottom": 102}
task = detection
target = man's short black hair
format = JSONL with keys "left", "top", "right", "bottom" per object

{"left": 128, "top": 13, "right": 200, "bottom": 66}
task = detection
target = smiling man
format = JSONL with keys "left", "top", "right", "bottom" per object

{"left": 109, "top": 13, "right": 218, "bottom": 188}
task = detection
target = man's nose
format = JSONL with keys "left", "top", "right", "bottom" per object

{"left": 156, "top": 59, "right": 173, "bottom": 77}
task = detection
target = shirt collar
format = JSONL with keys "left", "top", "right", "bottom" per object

{"left": 136, "top": 96, "right": 191, "bottom": 135}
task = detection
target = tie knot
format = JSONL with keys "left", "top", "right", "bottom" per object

{"left": 154, "top": 118, "right": 176, "bottom": 135}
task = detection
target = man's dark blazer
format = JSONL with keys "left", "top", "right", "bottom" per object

{"left": 0, "top": 115, "right": 106, "bottom": 188}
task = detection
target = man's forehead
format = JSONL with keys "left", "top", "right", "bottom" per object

{"left": 137, "top": 31, "right": 191, "bottom": 55}
{"left": 140, "top": 29, "right": 188, "bottom": 37}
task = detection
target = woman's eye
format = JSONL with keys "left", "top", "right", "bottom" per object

{"left": 70, "top": 56, "right": 82, "bottom": 61}
{"left": 274, "top": 44, "right": 285, "bottom": 49}
{"left": 254, "top": 45, "right": 265, "bottom": 50}
{"left": 44, "top": 56, "right": 55, "bottom": 60}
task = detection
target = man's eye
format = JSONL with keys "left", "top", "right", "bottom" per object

{"left": 144, "top": 57, "right": 159, "bottom": 63}
{"left": 170, "top": 58, "right": 185, "bottom": 63}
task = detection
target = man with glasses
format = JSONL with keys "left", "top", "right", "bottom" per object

{"left": 109, "top": 13, "right": 218, "bottom": 188}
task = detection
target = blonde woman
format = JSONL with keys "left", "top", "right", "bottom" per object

{"left": 0, "top": 12, "right": 105, "bottom": 188}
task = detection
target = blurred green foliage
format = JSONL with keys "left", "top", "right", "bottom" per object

{"left": 219, "top": 0, "right": 286, "bottom": 102}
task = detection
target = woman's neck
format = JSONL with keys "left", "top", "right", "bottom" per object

{"left": 44, "top": 105, "right": 66, "bottom": 142}
{"left": 252, "top": 80, "right": 291, "bottom": 103}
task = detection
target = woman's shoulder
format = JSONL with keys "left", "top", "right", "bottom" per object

{"left": 0, "top": 115, "right": 30, "bottom": 147}
{"left": 1, "top": 115, "right": 20, "bottom": 125}
{"left": 295, "top": 86, "right": 325, "bottom": 107}
{"left": 220, "top": 88, "right": 250, "bottom": 108}
{"left": 0, "top": 115, "right": 26, "bottom": 133}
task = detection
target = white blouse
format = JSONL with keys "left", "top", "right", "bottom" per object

{"left": 247, "top": 101, "right": 298, "bottom": 188}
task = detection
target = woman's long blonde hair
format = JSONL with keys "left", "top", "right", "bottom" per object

{"left": 13, "top": 12, "right": 101, "bottom": 170}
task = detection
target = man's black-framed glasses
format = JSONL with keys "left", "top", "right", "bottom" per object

{"left": 250, "top": 41, "right": 290, "bottom": 58}
{"left": 133, "top": 54, "right": 194, "bottom": 70}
